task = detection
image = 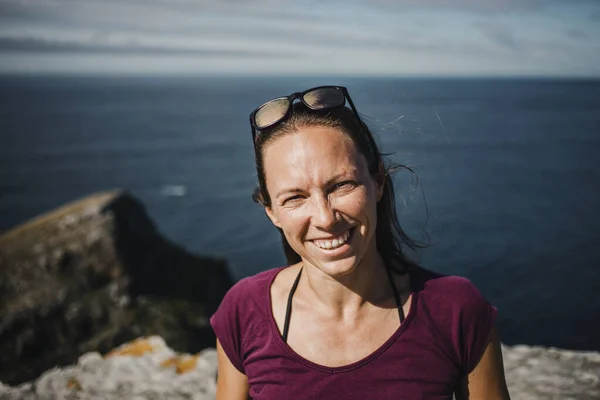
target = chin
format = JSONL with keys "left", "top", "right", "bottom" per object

{"left": 306, "top": 254, "right": 361, "bottom": 279}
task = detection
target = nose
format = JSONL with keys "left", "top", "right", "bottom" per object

{"left": 311, "top": 195, "right": 339, "bottom": 230}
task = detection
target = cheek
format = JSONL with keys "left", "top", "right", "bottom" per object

{"left": 336, "top": 189, "right": 376, "bottom": 218}
{"left": 274, "top": 209, "right": 309, "bottom": 237}
{"left": 339, "top": 199, "right": 365, "bottom": 216}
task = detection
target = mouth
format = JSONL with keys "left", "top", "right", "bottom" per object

{"left": 311, "top": 227, "right": 355, "bottom": 251}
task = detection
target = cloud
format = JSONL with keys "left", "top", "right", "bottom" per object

{"left": 0, "top": 36, "right": 298, "bottom": 58}
{"left": 0, "top": 0, "right": 345, "bottom": 49}
{"left": 0, "top": 0, "right": 598, "bottom": 76}
{"left": 3, "top": 0, "right": 600, "bottom": 19}
{"left": 472, "top": 21, "right": 521, "bottom": 51}
{"left": 363, "top": 0, "right": 600, "bottom": 13}
{"left": 567, "top": 29, "right": 589, "bottom": 39}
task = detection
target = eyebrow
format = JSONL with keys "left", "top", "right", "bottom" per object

{"left": 274, "top": 170, "right": 359, "bottom": 200}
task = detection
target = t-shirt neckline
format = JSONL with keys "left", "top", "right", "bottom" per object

{"left": 265, "top": 265, "right": 419, "bottom": 374}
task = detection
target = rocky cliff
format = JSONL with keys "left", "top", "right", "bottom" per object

{"left": 0, "top": 191, "right": 233, "bottom": 385}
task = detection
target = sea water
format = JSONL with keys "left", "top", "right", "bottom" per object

{"left": 1, "top": 75, "right": 599, "bottom": 350}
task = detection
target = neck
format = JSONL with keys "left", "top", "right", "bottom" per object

{"left": 300, "top": 246, "right": 393, "bottom": 319}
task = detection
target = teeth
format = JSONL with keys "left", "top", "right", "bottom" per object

{"left": 314, "top": 230, "right": 351, "bottom": 250}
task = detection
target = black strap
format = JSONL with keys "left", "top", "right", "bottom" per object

{"left": 281, "top": 263, "right": 405, "bottom": 343}
{"left": 384, "top": 261, "right": 405, "bottom": 323}
{"left": 282, "top": 267, "right": 303, "bottom": 343}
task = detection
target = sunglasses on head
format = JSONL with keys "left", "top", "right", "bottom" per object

{"left": 249, "top": 85, "right": 366, "bottom": 142}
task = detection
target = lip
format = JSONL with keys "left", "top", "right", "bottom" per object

{"left": 309, "top": 226, "right": 356, "bottom": 256}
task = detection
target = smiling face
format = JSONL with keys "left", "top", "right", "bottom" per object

{"left": 263, "top": 125, "right": 384, "bottom": 277}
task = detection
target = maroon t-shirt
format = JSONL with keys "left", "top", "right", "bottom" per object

{"left": 210, "top": 266, "right": 497, "bottom": 399}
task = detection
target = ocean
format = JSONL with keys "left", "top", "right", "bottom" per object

{"left": 1, "top": 76, "right": 599, "bottom": 351}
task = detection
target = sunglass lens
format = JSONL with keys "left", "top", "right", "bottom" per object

{"left": 254, "top": 98, "right": 290, "bottom": 129}
{"left": 303, "top": 87, "right": 345, "bottom": 109}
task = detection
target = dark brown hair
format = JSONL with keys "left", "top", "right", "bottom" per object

{"left": 252, "top": 103, "right": 425, "bottom": 273}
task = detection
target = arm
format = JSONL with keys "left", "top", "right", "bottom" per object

{"left": 216, "top": 339, "right": 250, "bottom": 400}
{"left": 455, "top": 326, "right": 511, "bottom": 400}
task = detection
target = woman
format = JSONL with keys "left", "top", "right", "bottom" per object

{"left": 210, "top": 86, "right": 511, "bottom": 399}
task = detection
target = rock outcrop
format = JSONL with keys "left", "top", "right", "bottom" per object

{"left": 0, "top": 337, "right": 598, "bottom": 400}
{"left": 502, "top": 344, "right": 600, "bottom": 400}
{"left": 0, "top": 191, "right": 233, "bottom": 385}
{"left": 0, "top": 336, "right": 217, "bottom": 400}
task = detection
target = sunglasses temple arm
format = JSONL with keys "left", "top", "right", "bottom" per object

{"left": 345, "top": 94, "right": 372, "bottom": 135}
{"left": 344, "top": 92, "right": 380, "bottom": 157}
{"left": 344, "top": 95, "right": 365, "bottom": 126}
{"left": 249, "top": 115, "right": 257, "bottom": 144}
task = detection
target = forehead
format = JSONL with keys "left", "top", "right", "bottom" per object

{"left": 262, "top": 125, "right": 367, "bottom": 185}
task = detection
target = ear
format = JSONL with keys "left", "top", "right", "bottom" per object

{"left": 265, "top": 206, "right": 282, "bottom": 228}
{"left": 375, "top": 162, "right": 386, "bottom": 201}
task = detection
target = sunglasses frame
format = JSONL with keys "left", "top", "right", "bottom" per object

{"left": 249, "top": 85, "right": 366, "bottom": 143}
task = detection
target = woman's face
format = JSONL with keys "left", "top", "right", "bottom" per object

{"left": 263, "top": 125, "right": 383, "bottom": 277}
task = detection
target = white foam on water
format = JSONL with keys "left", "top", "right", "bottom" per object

{"left": 160, "top": 185, "right": 187, "bottom": 197}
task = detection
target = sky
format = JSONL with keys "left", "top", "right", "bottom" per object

{"left": 0, "top": 0, "right": 599, "bottom": 77}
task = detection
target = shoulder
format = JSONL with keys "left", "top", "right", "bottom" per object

{"left": 210, "top": 267, "right": 282, "bottom": 339}
{"left": 412, "top": 266, "right": 490, "bottom": 312}
{"left": 216, "top": 266, "right": 283, "bottom": 320}
{"left": 227, "top": 267, "right": 282, "bottom": 300}
{"left": 411, "top": 266, "right": 498, "bottom": 375}
{"left": 209, "top": 267, "right": 283, "bottom": 373}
